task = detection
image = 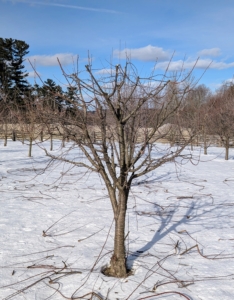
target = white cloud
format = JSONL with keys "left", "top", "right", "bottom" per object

{"left": 96, "top": 68, "right": 114, "bottom": 75}
{"left": 114, "top": 45, "right": 171, "bottom": 61}
{"left": 155, "top": 59, "right": 234, "bottom": 71}
{"left": 27, "top": 71, "right": 41, "bottom": 78}
{"left": 5, "top": 0, "right": 120, "bottom": 13}
{"left": 27, "top": 53, "right": 77, "bottom": 67}
{"left": 225, "top": 78, "right": 234, "bottom": 84}
{"left": 198, "top": 48, "right": 221, "bottom": 57}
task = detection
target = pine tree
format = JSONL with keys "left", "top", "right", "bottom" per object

{"left": 11, "top": 39, "right": 30, "bottom": 92}
{"left": 64, "top": 86, "right": 78, "bottom": 116}
{"left": 0, "top": 38, "right": 30, "bottom": 105}
{"left": 42, "top": 78, "right": 63, "bottom": 111}
{"left": 66, "top": 86, "right": 77, "bottom": 101}
{"left": 0, "top": 38, "right": 13, "bottom": 96}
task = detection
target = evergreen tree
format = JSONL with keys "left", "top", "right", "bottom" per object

{"left": 42, "top": 78, "right": 63, "bottom": 111}
{"left": 64, "top": 85, "right": 78, "bottom": 115}
{"left": 11, "top": 39, "right": 30, "bottom": 92}
{"left": 0, "top": 38, "right": 30, "bottom": 104}
{"left": 66, "top": 86, "right": 77, "bottom": 101}
{"left": 0, "top": 38, "right": 13, "bottom": 96}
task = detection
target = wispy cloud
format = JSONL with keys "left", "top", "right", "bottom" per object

{"left": 114, "top": 45, "right": 171, "bottom": 62}
{"left": 4, "top": 0, "right": 120, "bottom": 14}
{"left": 155, "top": 59, "right": 234, "bottom": 71}
{"left": 225, "top": 77, "right": 234, "bottom": 84}
{"left": 198, "top": 48, "right": 221, "bottom": 57}
{"left": 27, "top": 70, "right": 41, "bottom": 78}
{"left": 27, "top": 53, "right": 77, "bottom": 66}
{"left": 96, "top": 68, "right": 113, "bottom": 75}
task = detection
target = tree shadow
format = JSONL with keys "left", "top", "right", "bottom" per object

{"left": 127, "top": 199, "right": 212, "bottom": 269}
{"left": 132, "top": 171, "right": 174, "bottom": 186}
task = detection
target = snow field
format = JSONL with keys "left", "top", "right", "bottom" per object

{"left": 0, "top": 140, "right": 234, "bottom": 300}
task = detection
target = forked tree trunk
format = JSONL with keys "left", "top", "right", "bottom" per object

{"left": 104, "top": 188, "right": 129, "bottom": 278}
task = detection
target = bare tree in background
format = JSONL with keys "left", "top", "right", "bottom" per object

{"left": 181, "top": 84, "right": 212, "bottom": 152}
{"left": 208, "top": 83, "right": 234, "bottom": 160}
{"left": 38, "top": 60, "right": 199, "bottom": 278}
{"left": 0, "top": 88, "right": 13, "bottom": 147}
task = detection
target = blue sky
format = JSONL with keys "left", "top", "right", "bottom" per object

{"left": 1, "top": 0, "right": 234, "bottom": 90}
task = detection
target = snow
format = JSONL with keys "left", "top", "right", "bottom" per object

{"left": 0, "top": 140, "right": 234, "bottom": 300}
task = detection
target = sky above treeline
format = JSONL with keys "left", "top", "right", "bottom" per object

{"left": 1, "top": 0, "right": 234, "bottom": 90}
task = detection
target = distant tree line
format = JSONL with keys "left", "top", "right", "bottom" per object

{"left": 0, "top": 37, "right": 77, "bottom": 111}
{"left": 1, "top": 37, "right": 234, "bottom": 160}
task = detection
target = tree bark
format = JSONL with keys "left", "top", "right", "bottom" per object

{"left": 204, "top": 144, "right": 207, "bottom": 155}
{"left": 22, "top": 131, "right": 25, "bottom": 144}
{"left": 190, "top": 141, "right": 193, "bottom": 151}
{"left": 50, "top": 134, "right": 53, "bottom": 151}
{"left": 203, "top": 128, "right": 207, "bottom": 155}
{"left": 225, "top": 138, "right": 229, "bottom": 160}
{"left": 4, "top": 123, "right": 7, "bottom": 147}
{"left": 28, "top": 136, "right": 33, "bottom": 157}
{"left": 104, "top": 188, "right": 129, "bottom": 277}
{"left": 12, "top": 130, "right": 16, "bottom": 141}
{"left": 40, "top": 130, "right": 44, "bottom": 142}
{"left": 62, "top": 137, "right": 65, "bottom": 147}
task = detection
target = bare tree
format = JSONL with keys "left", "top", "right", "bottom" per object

{"left": 0, "top": 95, "right": 15, "bottom": 147}
{"left": 208, "top": 83, "right": 234, "bottom": 160}
{"left": 38, "top": 60, "right": 199, "bottom": 278}
{"left": 181, "top": 85, "right": 212, "bottom": 153}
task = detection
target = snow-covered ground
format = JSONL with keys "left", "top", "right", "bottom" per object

{"left": 0, "top": 140, "right": 234, "bottom": 300}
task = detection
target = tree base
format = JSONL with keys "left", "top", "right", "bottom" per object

{"left": 102, "top": 255, "right": 132, "bottom": 278}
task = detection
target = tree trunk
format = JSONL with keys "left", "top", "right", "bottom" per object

{"left": 50, "top": 134, "right": 53, "bottom": 151}
{"left": 225, "top": 139, "right": 229, "bottom": 160}
{"left": 104, "top": 189, "right": 129, "bottom": 278}
{"left": 190, "top": 141, "right": 193, "bottom": 151}
{"left": 22, "top": 131, "right": 25, "bottom": 144}
{"left": 4, "top": 123, "right": 7, "bottom": 147}
{"left": 203, "top": 128, "right": 207, "bottom": 155}
{"left": 204, "top": 144, "right": 207, "bottom": 155}
{"left": 28, "top": 136, "right": 33, "bottom": 157}
{"left": 12, "top": 130, "right": 16, "bottom": 141}
{"left": 62, "top": 137, "right": 65, "bottom": 147}
{"left": 40, "top": 130, "right": 44, "bottom": 142}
